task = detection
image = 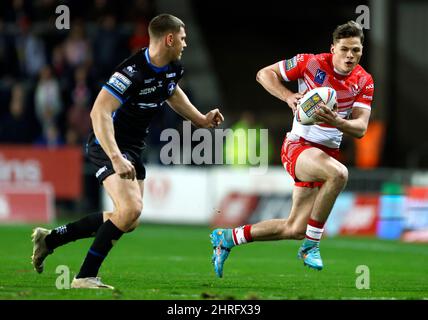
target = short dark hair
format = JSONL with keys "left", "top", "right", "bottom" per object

{"left": 148, "top": 14, "right": 185, "bottom": 39}
{"left": 333, "top": 21, "right": 364, "bottom": 44}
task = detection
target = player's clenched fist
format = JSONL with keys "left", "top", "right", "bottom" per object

{"left": 204, "top": 108, "right": 225, "bottom": 128}
{"left": 112, "top": 155, "right": 136, "bottom": 180}
{"left": 285, "top": 92, "right": 304, "bottom": 113}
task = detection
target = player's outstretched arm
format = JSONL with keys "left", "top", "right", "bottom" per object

{"left": 256, "top": 63, "right": 303, "bottom": 112}
{"left": 166, "top": 85, "right": 224, "bottom": 128}
{"left": 314, "top": 104, "right": 370, "bottom": 139}
{"left": 90, "top": 89, "right": 136, "bottom": 180}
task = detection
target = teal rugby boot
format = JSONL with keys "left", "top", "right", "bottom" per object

{"left": 210, "top": 229, "right": 235, "bottom": 278}
{"left": 297, "top": 240, "right": 323, "bottom": 270}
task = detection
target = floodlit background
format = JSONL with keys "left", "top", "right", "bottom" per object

{"left": 1, "top": 0, "right": 428, "bottom": 244}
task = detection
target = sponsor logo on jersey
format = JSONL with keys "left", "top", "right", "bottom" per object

{"left": 166, "top": 72, "right": 176, "bottom": 78}
{"left": 123, "top": 64, "right": 137, "bottom": 76}
{"left": 139, "top": 86, "right": 157, "bottom": 95}
{"left": 112, "top": 72, "right": 131, "bottom": 85}
{"left": 351, "top": 84, "right": 360, "bottom": 96}
{"left": 365, "top": 83, "right": 374, "bottom": 90}
{"left": 314, "top": 69, "right": 326, "bottom": 85}
{"left": 108, "top": 72, "right": 132, "bottom": 94}
{"left": 285, "top": 56, "right": 297, "bottom": 71}
{"left": 168, "top": 81, "right": 176, "bottom": 95}
{"left": 144, "top": 78, "right": 155, "bottom": 84}
{"left": 363, "top": 95, "right": 373, "bottom": 100}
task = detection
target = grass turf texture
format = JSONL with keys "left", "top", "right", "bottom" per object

{"left": 0, "top": 223, "right": 427, "bottom": 300}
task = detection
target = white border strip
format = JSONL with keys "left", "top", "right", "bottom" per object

{"left": 278, "top": 61, "right": 290, "bottom": 81}
{"left": 353, "top": 102, "right": 371, "bottom": 110}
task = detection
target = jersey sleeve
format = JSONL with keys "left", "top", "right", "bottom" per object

{"left": 102, "top": 62, "right": 141, "bottom": 104}
{"left": 177, "top": 65, "right": 184, "bottom": 81}
{"left": 170, "top": 65, "right": 184, "bottom": 95}
{"left": 278, "top": 53, "right": 312, "bottom": 82}
{"left": 353, "top": 76, "right": 374, "bottom": 110}
{"left": 175, "top": 64, "right": 184, "bottom": 82}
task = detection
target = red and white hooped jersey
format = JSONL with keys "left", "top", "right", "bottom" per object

{"left": 279, "top": 53, "right": 374, "bottom": 148}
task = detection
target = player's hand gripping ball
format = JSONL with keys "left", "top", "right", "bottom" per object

{"left": 295, "top": 87, "right": 337, "bottom": 125}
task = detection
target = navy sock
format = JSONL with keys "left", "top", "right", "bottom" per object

{"left": 45, "top": 213, "right": 104, "bottom": 250}
{"left": 76, "top": 219, "right": 123, "bottom": 279}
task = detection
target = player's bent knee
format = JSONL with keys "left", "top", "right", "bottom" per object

{"left": 291, "top": 226, "right": 306, "bottom": 240}
{"left": 127, "top": 206, "right": 142, "bottom": 222}
{"left": 271, "top": 220, "right": 287, "bottom": 238}
{"left": 327, "top": 165, "right": 348, "bottom": 188}
{"left": 126, "top": 219, "right": 140, "bottom": 233}
{"left": 119, "top": 202, "right": 143, "bottom": 225}
{"left": 277, "top": 220, "right": 303, "bottom": 240}
{"left": 335, "top": 165, "right": 348, "bottom": 187}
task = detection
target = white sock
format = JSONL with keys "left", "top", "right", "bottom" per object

{"left": 305, "top": 224, "right": 324, "bottom": 243}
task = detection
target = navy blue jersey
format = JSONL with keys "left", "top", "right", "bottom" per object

{"left": 91, "top": 48, "right": 184, "bottom": 151}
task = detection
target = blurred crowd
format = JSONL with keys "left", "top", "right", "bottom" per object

{"left": 0, "top": 0, "right": 366, "bottom": 169}
{"left": 0, "top": 0, "right": 157, "bottom": 148}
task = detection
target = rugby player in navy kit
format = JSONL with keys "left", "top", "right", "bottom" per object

{"left": 31, "top": 14, "right": 224, "bottom": 289}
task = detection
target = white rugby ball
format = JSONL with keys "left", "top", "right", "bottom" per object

{"left": 295, "top": 87, "right": 337, "bottom": 125}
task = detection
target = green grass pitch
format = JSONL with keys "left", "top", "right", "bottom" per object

{"left": 0, "top": 223, "right": 427, "bottom": 300}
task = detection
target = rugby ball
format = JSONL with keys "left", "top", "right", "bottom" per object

{"left": 295, "top": 87, "right": 337, "bottom": 125}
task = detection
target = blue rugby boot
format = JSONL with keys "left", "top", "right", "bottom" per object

{"left": 297, "top": 239, "right": 323, "bottom": 270}
{"left": 210, "top": 229, "right": 235, "bottom": 278}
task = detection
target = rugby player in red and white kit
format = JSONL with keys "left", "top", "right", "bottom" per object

{"left": 210, "top": 21, "right": 374, "bottom": 277}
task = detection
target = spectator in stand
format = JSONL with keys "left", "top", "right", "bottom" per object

{"left": 93, "top": 14, "right": 124, "bottom": 80}
{"left": 15, "top": 16, "right": 46, "bottom": 79}
{"left": 34, "top": 123, "right": 64, "bottom": 148}
{"left": 51, "top": 44, "right": 74, "bottom": 99}
{"left": 34, "top": 65, "right": 62, "bottom": 133}
{"left": 87, "top": 0, "right": 116, "bottom": 23}
{"left": 129, "top": 21, "right": 150, "bottom": 54}
{"left": 2, "top": 0, "right": 34, "bottom": 24}
{"left": 0, "top": 83, "right": 33, "bottom": 143}
{"left": 65, "top": 127, "right": 80, "bottom": 146}
{"left": 67, "top": 66, "right": 92, "bottom": 144}
{"left": 0, "top": 19, "right": 19, "bottom": 79}
{"left": 128, "top": 0, "right": 154, "bottom": 23}
{"left": 31, "top": 0, "right": 57, "bottom": 23}
{"left": 63, "top": 21, "right": 92, "bottom": 68}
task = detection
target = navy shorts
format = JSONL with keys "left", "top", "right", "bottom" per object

{"left": 86, "top": 135, "right": 146, "bottom": 184}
